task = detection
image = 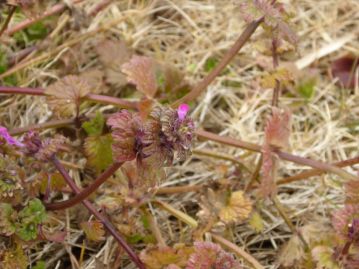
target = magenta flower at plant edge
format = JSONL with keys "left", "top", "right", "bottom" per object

{"left": 0, "top": 126, "right": 24, "bottom": 147}
{"left": 177, "top": 103, "right": 190, "bottom": 121}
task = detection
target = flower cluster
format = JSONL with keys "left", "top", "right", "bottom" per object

{"left": 107, "top": 104, "right": 195, "bottom": 169}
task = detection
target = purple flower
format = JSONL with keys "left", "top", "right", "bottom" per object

{"left": 177, "top": 104, "right": 190, "bottom": 121}
{"left": 0, "top": 126, "right": 24, "bottom": 147}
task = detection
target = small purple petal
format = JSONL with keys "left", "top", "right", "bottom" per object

{"left": 0, "top": 126, "right": 24, "bottom": 147}
{"left": 177, "top": 104, "right": 190, "bottom": 121}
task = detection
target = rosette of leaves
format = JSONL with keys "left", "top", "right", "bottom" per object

{"left": 238, "top": 0, "right": 298, "bottom": 45}
{"left": 0, "top": 198, "right": 46, "bottom": 241}
{"left": 45, "top": 75, "right": 91, "bottom": 117}
{"left": 144, "top": 105, "right": 195, "bottom": 166}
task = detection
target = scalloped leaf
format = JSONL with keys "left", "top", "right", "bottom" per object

{"left": 265, "top": 107, "right": 291, "bottom": 149}
{"left": 16, "top": 198, "right": 47, "bottom": 241}
{"left": 45, "top": 75, "right": 91, "bottom": 117}
{"left": 80, "top": 221, "right": 105, "bottom": 241}
{"left": 312, "top": 246, "right": 340, "bottom": 269}
{"left": 261, "top": 68, "right": 294, "bottom": 89}
{"left": 249, "top": 211, "right": 265, "bottom": 233}
{"left": 1, "top": 245, "right": 28, "bottom": 269}
{"left": 140, "top": 244, "right": 193, "bottom": 269}
{"left": 122, "top": 55, "right": 158, "bottom": 98}
{"left": 39, "top": 172, "right": 66, "bottom": 194}
{"left": 219, "top": 191, "right": 252, "bottom": 224}
{"left": 239, "top": 0, "right": 298, "bottom": 45}
{"left": 0, "top": 203, "right": 17, "bottom": 236}
{"left": 84, "top": 134, "right": 113, "bottom": 171}
{"left": 82, "top": 111, "right": 105, "bottom": 136}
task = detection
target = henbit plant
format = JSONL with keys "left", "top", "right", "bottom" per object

{"left": 0, "top": 0, "right": 358, "bottom": 268}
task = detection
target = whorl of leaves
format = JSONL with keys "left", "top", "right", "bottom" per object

{"left": 45, "top": 75, "right": 91, "bottom": 117}
{"left": 146, "top": 106, "right": 195, "bottom": 164}
{"left": 107, "top": 110, "right": 146, "bottom": 163}
{"left": 108, "top": 105, "right": 194, "bottom": 168}
{"left": 238, "top": 0, "right": 298, "bottom": 45}
{"left": 186, "top": 241, "right": 241, "bottom": 269}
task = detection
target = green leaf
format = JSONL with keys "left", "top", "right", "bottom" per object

{"left": 204, "top": 57, "right": 218, "bottom": 72}
{"left": 297, "top": 78, "right": 316, "bottom": 99}
{"left": 84, "top": 134, "right": 113, "bottom": 171}
{"left": 82, "top": 111, "right": 105, "bottom": 136}
{"left": 0, "top": 203, "right": 17, "bottom": 236}
{"left": 33, "top": 261, "right": 46, "bottom": 269}
{"left": 249, "top": 211, "right": 264, "bottom": 233}
{"left": 16, "top": 198, "right": 47, "bottom": 241}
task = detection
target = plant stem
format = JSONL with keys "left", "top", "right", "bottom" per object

{"left": 277, "top": 156, "right": 359, "bottom": 185}
{"left": 4, "top": 86, "right": 357, "bottom": 182}
{"left": 211, "top": 233, "right": 265, "bottom": 269}
{"left": 0, "top": 86, "right": 138, "bottom": 109}
{"left": 142, "top": 206, "right": 167, "bottom": 247}
{"left": 193, "top": 148, "right": 252, "bottom": 173}
{"left": 171, "top": 17, "right": 264, "bottom": 107}
{"left": 50, "top": 156, "right": 145, "bottom": 269}
{"left": 0, "top": 5, "right": 17, "bottom": 37}
{"left": 271, "top": 39, "right": 280, "bottom": 107}
{"left": 4, "top": 0, "right": 85, "bottom": 36}
{"left": 244, "top": 155, "right": 262, "bottom": 192}
{"left": 156, "top": 184, "right": 204, "bottom": 195}
{"left": 45, "top": 162, "right": 123, "bottom": 211}
{"left": 196, "top": 129, "right": 358, "bottom": 181}
{"left": 9, "top": 118, "right": 74, "bottom": 136}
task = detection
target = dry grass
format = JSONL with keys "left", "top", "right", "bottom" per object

{"left": 1, "top": 0, "right": 359, "bottom": 268}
